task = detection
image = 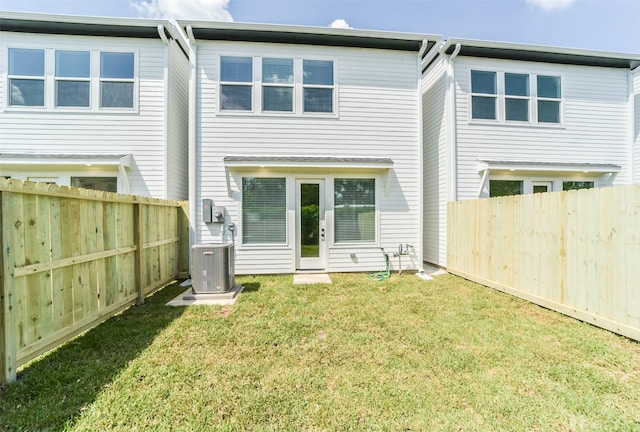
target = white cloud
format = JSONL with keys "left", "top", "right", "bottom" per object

{"left": 526, "top": 0, "right": 575, "bottom": 11}
{"left": 132, "top": 0, "right": 233, "bottom": 21}
{"left": 329, "top": 19, "right": 353, "bottom": 29}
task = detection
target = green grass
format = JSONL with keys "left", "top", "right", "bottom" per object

{"left": 2, "top": 273, "right": 639, "bottom": 431}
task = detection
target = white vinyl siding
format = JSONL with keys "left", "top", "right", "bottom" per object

{"left": 196, "top": 42, "right": 421, "bottom": 274}
{"left": 454, "top": 57, "right": 630, "bottom": 202}
{"left": 0, "top": 32, "right": 183, "bottom": 199}
{"left": 421, "top": 57, "right": 448, "bottom": 266}
{"left": 165, "top": 39, "right": 189, "bottom": 200}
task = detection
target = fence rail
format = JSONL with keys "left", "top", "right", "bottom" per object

{"left": 447, "top": 184, "right": 640, "bottom": 342}
{"left": 1, "top": 179, "right": 189, "bottom": 384}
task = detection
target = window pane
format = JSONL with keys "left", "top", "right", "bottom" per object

{"left": 489, "top": 180, "right": 523, "bottom": 197}
{"left": 533, "top": 185, "right": 549, "bottom": 194}
{"left": 471, "top": 70, "right": 496, "bottom": 94}
{"left": 300, "top": 183, "right": 320, "bottom": 258}
{"left": 9, "top": 79, "right": 44, "bottom": 106}
{"left": 100, "top": 52, "right": 134, "bottom": 79}
{"left": 56, "top": 51, "right": 90, "bottom": 78}
{"left": 471, "top": 96, "right": 496, "bottom": 120}
{"left": 538, "top": 100, "right": 560, "bottom": 123}
{"left": 505, "top": 73, "right": 529, "bottom": 96}
{"left": 221, "top": 85, "right": 252, "bottom": 111}
{"left": 563, "top": 181, "right": 594, "bottom": 191}
{"left": 506, "top": 98, "right": 529, "bottom": 121}
{"left": 262, "top": 58, "right": 293, "bottom": 84}
{"left": 263, "top": 87, "right": 293, "bottom": 112}
{"left": 221, "top": 56, "right": 252, "bottom": 82}
{"left": 242, "top": 178, "right": 286, "bottom": 244}
{"left": 101, "top": 82, "right": 134, "bottom": 108}
{"left": 303, "top": 60, "right": 334, "bottom": 85}
{"left": 9, "top": 48, "right": 44, "bottom": 76}
{"left": 304, "top": 88, "right": 333, "bottom": 113}
{"left": 334, "top": 179, "right": 375, "bottom": 243}
{"left": 57, "top": 81, "right": 90, "bottom": 107}
{"left": 538, "top": 75, "right": 561, "bottom": 98}
{"left": 71, "top": 177, "right": 117, "bottom": 192}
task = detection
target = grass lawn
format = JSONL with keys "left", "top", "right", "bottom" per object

{"left": 1, "top": 273, "right": 639, "bottom": 431}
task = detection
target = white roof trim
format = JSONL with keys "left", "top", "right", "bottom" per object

{"left": 223, "top": 155, "right": 393, "bottom": 170}
{"left": 477, "top": 160, "right": 621, "bottom": 174}
{"left": 0, "top": 153, "right": 132, "bottom": 168}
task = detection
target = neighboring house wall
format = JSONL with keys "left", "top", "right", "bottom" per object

{"left": 195, "top": 41, "right": 422, "bottom": 274}
{"left": 421, "top": 57, "right": 449, "bottom": 266}
{"left": 0, "top": 31, "right": 189, "bottom": 199}
{"left": 634, "top": 69, "right": 640, "bottom": 183}
{"left": 166, "top": 39, "right": 189, "bottom": 200}
{"left": 453, "top": 57, "right": 630, "bottom": 200}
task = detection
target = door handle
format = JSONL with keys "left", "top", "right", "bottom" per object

{"left": 320, "top": 228, "right": 325, "bottom": 241}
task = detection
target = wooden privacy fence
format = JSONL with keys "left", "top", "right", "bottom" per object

{"left": 0, "top": 178, "right": 189, "bottom": 384}
{"left": 448, "top": 184, "right": 640, "bottom": 342}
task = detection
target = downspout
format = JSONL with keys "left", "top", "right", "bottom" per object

{"left": 447, "top": 43, "right": 461, "bottom": 202}
{"left": 416, "top": 39, "right": 430, "bottom": 272}
{"left": 157, "top": 25, "right": 170, "bottom": 199}
{"left": 629, "top": 65, "right": 639, "bottom": 184}
{"left": 186, "top": 25, "right": 198, "bottom": 256}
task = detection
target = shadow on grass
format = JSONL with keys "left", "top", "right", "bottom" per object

{"left": 240, "top": 281, "right": 261, "bottom": 293}
{"left": 0, "top": 281, "right": 188, "bottom": 431}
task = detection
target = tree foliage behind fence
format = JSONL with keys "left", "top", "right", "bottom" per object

{"left": 1, "top": 178, "right": 189, "bottom": 384}
{"left": 448, "top": 184, "right": 640, "bottom": 342}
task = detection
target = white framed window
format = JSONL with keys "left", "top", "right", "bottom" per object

{"left": 71, "top": 176, "right": 117, "bottom": 192}
{"left": 537, "top": 75, "right": 562, "bottom": 124}
{"left": 489, "top": 177, "right": 596, "bottom": 197}
{"left": 303, "top": 59, "right": 334, "bottom": 113}
{"left": 241, "top": 177, "right": 287, "bottom": 245}
{"left": 100, "top": 52, "right": 135, "bottom": 109}
{"left": 262, "top": 58, "right": 294, "bottom": 112}
{"left": 8, "top": 48, "right": 45, "bottom": 107}
{"left": 470, "top": 70, "right": 562, "bottom": 125}
{"left": 334, "top": 178, "right": 376, "bottom": 244}
{"left": 505, "top": 73, "right": 530, "bottom": 122}
{"left": 489, "top": 179, "right": 523, "bottom": 197}
{"left": 470, "top": 70, "right": 497, "bottom": 120}
{"left": 55, "top": 50, "right": 90, "bottom": 108}
{"left": 220, "top": 56, "right": 253, "bottom": 111}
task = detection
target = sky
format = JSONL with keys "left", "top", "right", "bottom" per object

{"left": 0, "top": 0, "right": 639, "bottom": 53}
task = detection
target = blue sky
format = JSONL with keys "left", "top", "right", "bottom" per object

{"left": 1, "top": 0, "right": 639, "bottom": 53}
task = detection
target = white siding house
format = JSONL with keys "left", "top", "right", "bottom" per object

{"left": 0, "top": 12, "right": 189, "bottom": 199}
{"left": 422, "top": 39, "right": 640, "bottom": 267}
{"left": 181, "top": 21, "right": 439, "bottom": 274}
{"left": 634, "top": 68, "right": 640, "bottom": 183}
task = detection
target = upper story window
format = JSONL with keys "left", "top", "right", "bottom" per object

{"left": 55, "top": 50, "right": 90, "bottom": 107}
{"left": 537, "top": 75, "right": 561, "bottom": 123}
{"left": 100, "top": 52, "right": 135, "bottom": 108}
{"left": 6, "top": 47, "right": 136, "bottom": 111}
{"left": 218, "top": 56, "right": 335, "bottom": 115}
{"left": 471, "top": 70, "right": 562, "bottom": 125}
{"left": 470, "top": 70, "right": 497, "bottom": 120}
{"left": 303, "top": 60, "right": 334, "bottom": 113}
{"left": 220, "top": 56, "right": 253, "bottom": 111}
{"left": 8, "top": 48, "right": 45, "bottom": 107}
{"left": 262, "top": 58, "right": 294, "bottom": 112}
{"left": 505, "top": 73, "right": 530, "bottom": 122}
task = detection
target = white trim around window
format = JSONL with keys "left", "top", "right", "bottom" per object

{"left": 217, "top": 55, "right": 337, "bottom": 117}
{"left": 468, "top": 68, "right": 564, "bottom": 126}
{"left": 4, "top": 46, "right": 139, "bottom": 112}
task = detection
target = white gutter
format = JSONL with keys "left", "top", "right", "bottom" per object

{"left": 447, "top": 43, "right": 461, "bottom": 202}
{"left": 421, "top": 40, "right": 446, "bottom": 72}
{"left": 629, "top": 69, "right": 634, "bottom": 184}
{"left": 417, "top": 39, "right": 428, "bottom": 272}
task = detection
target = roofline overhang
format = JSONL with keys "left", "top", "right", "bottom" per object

{"left": 180, "top": 20, "right": 440, "bottom": 52}
{"left": 223, "top": 155, "right": 394, "bottom": 170}
{"left": 440, "top": 38, "right": 640, "bottom": 69}
{"left": 0, "top": 10, "right": 173, "bottom": 40}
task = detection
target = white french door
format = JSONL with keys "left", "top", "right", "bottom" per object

{"left": 296, "top": 179, "right": 325, "bottom": 270}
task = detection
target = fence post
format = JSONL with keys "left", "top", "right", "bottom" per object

{"left": 133, "top": 201, "right": 146, "bottom": 305}
{"left": 1, "top": 189, "right": 18, "bottom": 384}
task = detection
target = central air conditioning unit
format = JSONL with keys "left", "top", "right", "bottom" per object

{"left": 191, "top": 243, "right": 235, "bottom": 294}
